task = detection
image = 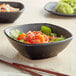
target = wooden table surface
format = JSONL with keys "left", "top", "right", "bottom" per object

{"left": 0, "top": 0, "right": 76, "bottom": 76}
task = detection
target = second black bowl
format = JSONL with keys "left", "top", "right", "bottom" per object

{"left": 0, "top": 2, "right": 24, "bottom": 23}
{"left": 4, "top": 23, "right": 73, "bottom": 60}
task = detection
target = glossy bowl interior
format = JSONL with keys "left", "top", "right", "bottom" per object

{"left": 4, "top": 23, "right": 73, "bottom": 59}
{"left": 0, "top": 2, "right": 24, "bottom": 23}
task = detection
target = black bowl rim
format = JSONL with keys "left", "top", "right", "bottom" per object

{"left": 0, "top": 1, "right": 24, "bottom": 13}
{"left": 4, "top": 23, "right": 73, "bottom": 46}
{"left": 44, "top": 2, "right": 76, "bottom": 17}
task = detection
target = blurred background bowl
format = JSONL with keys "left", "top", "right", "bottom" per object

{"left": 44, "top": 2, "right": 76, "bottom": 17}
{"left": 0, "top": 2, "right": 24, "bottom": 23}
{"left": 4, "top": 23, "right": 73, "bottom": 60}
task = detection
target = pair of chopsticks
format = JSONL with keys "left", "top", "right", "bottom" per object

{"left": 0, "top": 58, "right": 69, "bottom": 76}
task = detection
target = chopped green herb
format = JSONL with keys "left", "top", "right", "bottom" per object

{"left": 55, "top": 38, "right": 64, "bottom": 41}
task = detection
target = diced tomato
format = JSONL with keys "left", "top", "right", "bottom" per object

{"left": 17, "top": 33, "right": 26, "bottom": 40}
{"left": 48, "top": 36, "right": 53, "bottom": 40}
{"left": 54, "top": 37, "right": 58, "bottom": 41}
{"left": 24, "top": 34, "right": 33, "bottom": 42}
{"left": 31, "top": 39, "right": 41, "bottom": 44}
{"left": 24, "top": 41, "right": 31, "bottom": 44}
{"left": 24, "top": 31, "right": 35, "bottom": 42}
{"left": 34, "top": 35, "right": 45, "bottom": 43}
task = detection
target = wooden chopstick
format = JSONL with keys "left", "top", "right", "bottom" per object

{"left": 0, "top": 59, "right": 42, "bottom": 76}
{"left": 14, "top": 63, "right": 69, "bottom": 76}
{"left": 0, "top": 58, "right": 69, "bottom": 76}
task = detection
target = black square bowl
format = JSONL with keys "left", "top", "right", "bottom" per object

{"left": 4, "top": 23, "right": 73, "bottom": 60}
{"left": 0, "top": 2, "right": 24, "bottom": 23}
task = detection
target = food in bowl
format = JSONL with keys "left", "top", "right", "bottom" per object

{"left": 0, "top": 2, "right": 24, "bottom": 23}
{"left": 0, "top": 3, "right": 19, "bottom": 12}
{"left": 4, "top": 23, "right": 72, "bottom": 59}
{"left": 10, "top": 26, "right": 65, "bottom": 44}
{"left": 55, "top": 0, "right": 76, "bottom": 14}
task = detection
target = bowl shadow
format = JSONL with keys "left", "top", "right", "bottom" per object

{"left": 42, "top": 9, "right": 76, "bottom": 19}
